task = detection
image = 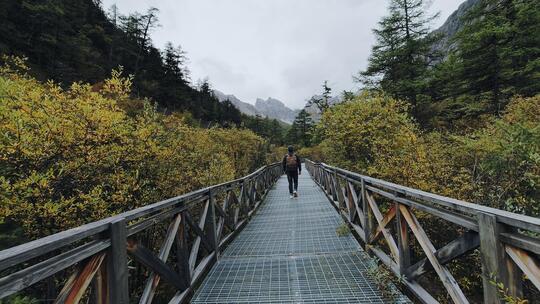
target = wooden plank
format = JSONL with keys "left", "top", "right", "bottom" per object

{"left": 361, "top": 179, "right": 371, "bottom": 247}
{"left": 369, "top": 205, "right": 396, "bottom": 244}
{"left": 401, "top": 280, "right": 440, "bottom": 304}
{"left": 406, "top": 231, "right": 479, "bottom": 280}
{"left": 139, "top": 214, "right": 183, "bottom": 304}
{"left": 369, "top": 247, "right": 399, "bottom": 274}
{"left": 478, "top": 212, "right": 514, "bottom": 304}
{"left": 126, "top": 240, "right": 184, "bottom": 290}
{"left": 127, "top": 205, "right": 185, "bottom": 237}
{"left": 505, "top": 245, "right": 540, "bottom": 291}
{"left": 370, "top": 245, "right": 439, "bottom": 304}
{"left": 188, "top": 202, "right": 209, "bottom": 274}
{"left": 366, "top": 185, "right": 478, "bottom": 231}
{"left": 108, "top": 218, "right": 129, "bottom": 304}
{"left": 365, "top": 193, "right": 399, "bottom": 260}
{"left": 191, "top": 252, "right": 216, "bottom": 285}
{"left": 0, "top": 163, "right": 281, "bottom": 301}
{"left": 335, "top": 177, "right": 346, "bottom": 211}
{"left": 322, "top": 162, "right": 540, "bottom": 234}
{"left": 500, "top": 232, "right": 540, "bottom": 255}
{"left": 176, "top": 213, "right": 191, "bottom": 290}
{"left": 92, "top": 260, "right": 108, "bottom": 304}
{"left": 350, "top": 223, "right": 366, "bottom": 243}
{"left": 0, "top": 240, "right": 108, "bottom": 298}
{"left": 54, "top": 253, "right": 106, "bottom": 304}
{"left": 167, "top": 289, "right": 190, "bottom": 304}
{"left": 399, "top": 205, "right": 469, "bottom": 304}
{"left": 185, "top": 209, "right": 214, "bottom": 252}
{"left": 0, "top": 220, "right": 110, "bottom": 272}
{"left": 205, "top": 190, "right": 218, "bottom": 253}
{"left": 347, "top": 181, "right": 361, "bottom": 225}
{"left": 396, "top": 203, "right": 410, "bottom": 275}
{"left": 213, "top": 201, "right": 227, "bottom": 220}
{"left": 331, "top": 173, "right": 339, "bottom": 202}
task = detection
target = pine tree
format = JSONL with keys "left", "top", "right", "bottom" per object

{"left": 359, "top": 0, "right": 440, "bottom": 117}
{"left": 308, "top": 81, "right": 333, "bottom": 113}
{"left": 287, "top": 110, "right": 313, "bottom": 147}
{"left": 454, "top": 0, "right": 540, "bottom": 114}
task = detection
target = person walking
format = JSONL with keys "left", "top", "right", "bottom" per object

{"left": 282, "top": 146, "right": 301, "bottom": 199}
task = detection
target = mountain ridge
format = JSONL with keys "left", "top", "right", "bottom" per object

{"left": 213, "top": 89, "right": 299, "bottom": 124}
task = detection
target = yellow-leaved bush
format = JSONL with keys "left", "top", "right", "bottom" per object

{"left": 461, "top": 95, "right": 540, "bottom": 215}
{"left": 0, "top": 59, "right": 264, "bottom": 240}
{"left": 317, "top": 93, "right": 471, "bottom": 197}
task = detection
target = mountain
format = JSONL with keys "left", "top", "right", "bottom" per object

{"left": 213, "top": 90, "right": 259, "bottom": 116}
{"left": 255, "top": 98, "right": 299, "bottom": 124}
{"left": 431, "top": 0, "right": 480, "bottom": 57}
{"left": 213, "top": 90, "right": 299, "bottom": 124}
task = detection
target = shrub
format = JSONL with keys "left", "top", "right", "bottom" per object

{"left": 0, "top": 59, "right": 264, "bottom": 241}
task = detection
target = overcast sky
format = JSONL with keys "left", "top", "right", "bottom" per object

{"left": 102, "top": 0, "right": 464, "bottom": 109}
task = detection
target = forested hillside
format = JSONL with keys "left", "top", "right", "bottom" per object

{"left": 0, "top": 0, "right": 243, "bottom": 124}
{"left": 358, "top": 0, "right": 539, "bottom": 129}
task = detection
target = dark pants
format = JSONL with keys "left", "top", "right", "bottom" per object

{"left": 286, "top": 170, "right": 298, "bottom": 194}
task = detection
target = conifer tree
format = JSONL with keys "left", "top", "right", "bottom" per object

{"left": 308, "top": 80, "right": 333, "bottom": 113}
{"left": 453, "top": 0, "right": 540, "bottom": 114}
{"left": 287, "top": 110, "right": 314, "bottom": 147}
{"left": 359, "top": 0, "right": 440, "bottom": 117}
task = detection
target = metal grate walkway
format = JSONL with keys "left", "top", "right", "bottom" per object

{"left": 192, "top": 166, "right": 410, "bottom": 303}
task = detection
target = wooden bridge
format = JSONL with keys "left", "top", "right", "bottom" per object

{"left": 0, "top": 161, "right": 539, "bottom": 303}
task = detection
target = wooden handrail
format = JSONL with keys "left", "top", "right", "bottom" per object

{"left": 305, "top": 159, "right": 540, "bottom": 304}
{"left": 0, "top": 162, "right": 283, "bottom": 303}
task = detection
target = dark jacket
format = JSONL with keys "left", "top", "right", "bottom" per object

{"left": 282, "top": 153, "right": 301, "bottom": 173}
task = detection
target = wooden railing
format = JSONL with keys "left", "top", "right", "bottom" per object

{"left": 306, "top": 160, "right": 540, "bottom": 304}
{"left": 0, "top": 163, "right": 282, "bottom": 304}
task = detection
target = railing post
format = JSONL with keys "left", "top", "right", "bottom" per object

{"left": 206, "top": 189, "right": 219, "bottom": 257}
{"left": 108, "top": 218, "right": 129, "bottom": 304}
{"left": 395, "top": 202, "right": 410, "bottom": 275}
{"left": 361, "top": 178, "right": 370, "bottom": 248}
{"left": 177, "top": 212, "right": 191, "bottom": 289}
{"left": 332, "top": 168, "right": 338, "bottom": 202}
{"left": 478, "top": 212, "right": 522, "bottom": 303}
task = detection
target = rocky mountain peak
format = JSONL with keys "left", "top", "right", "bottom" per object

{"left": 214, "top": 90, "right": 298, "bottom": 124}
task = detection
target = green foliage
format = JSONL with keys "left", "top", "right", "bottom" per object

{"left": 286, "top": 110, "right": 314, "bottom": 147}
{"left": 462, "top": 95, "right": 540, "bottom": 215}
{"left": 242, "top": 114, "right": 288, "bottom": 146}
{"left": 489, "top": 275, "right": 529, "bottom": 304}
{"left": 359, "top": 0, "right": 440, "bottom": 119}
{"left": 335, "top": 223, "right": 351, "bottom": 236}
{"left": 308, "top": 81, "right": 333, "bottom": 113}
{"left": 360, "top": 0, "right": 539, "bottom": 128}
{"left": 366, "top": 257, "right": 403, "bottom": 301}
{"left": 452, "top": 0, "right": 540, "bottom": 114}
{"left": 422, "top": 0, "right": 540, "bottom": 127}
{"left": 316, "top": 92, "right": 538, "bottom": 216}
{"left": 0, "top": 61, "right": 264, "bottom": 241}
{"left": 318, "top": 93, "right": 433, "bottom": 188}
{"left": 0, "top": 295, "right": 37, "bottom": 304}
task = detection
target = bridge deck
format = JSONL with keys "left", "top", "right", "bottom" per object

{"left": 192, "top": 168, "right": 410, "bottom": 303}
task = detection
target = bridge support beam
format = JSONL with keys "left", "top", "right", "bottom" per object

{"left": 478, "top": 213, "right": 522, "bottom": 304}
{"left": 108, "top": 218, "right": 129, "bottom": 304}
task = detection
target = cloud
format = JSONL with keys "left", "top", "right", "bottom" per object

{"left": 102, "top": 0, "right": 464, "bottom": 108}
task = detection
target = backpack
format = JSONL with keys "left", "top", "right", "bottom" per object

{"left": 285, "top": 154, "right": 298, "bottom": 171}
